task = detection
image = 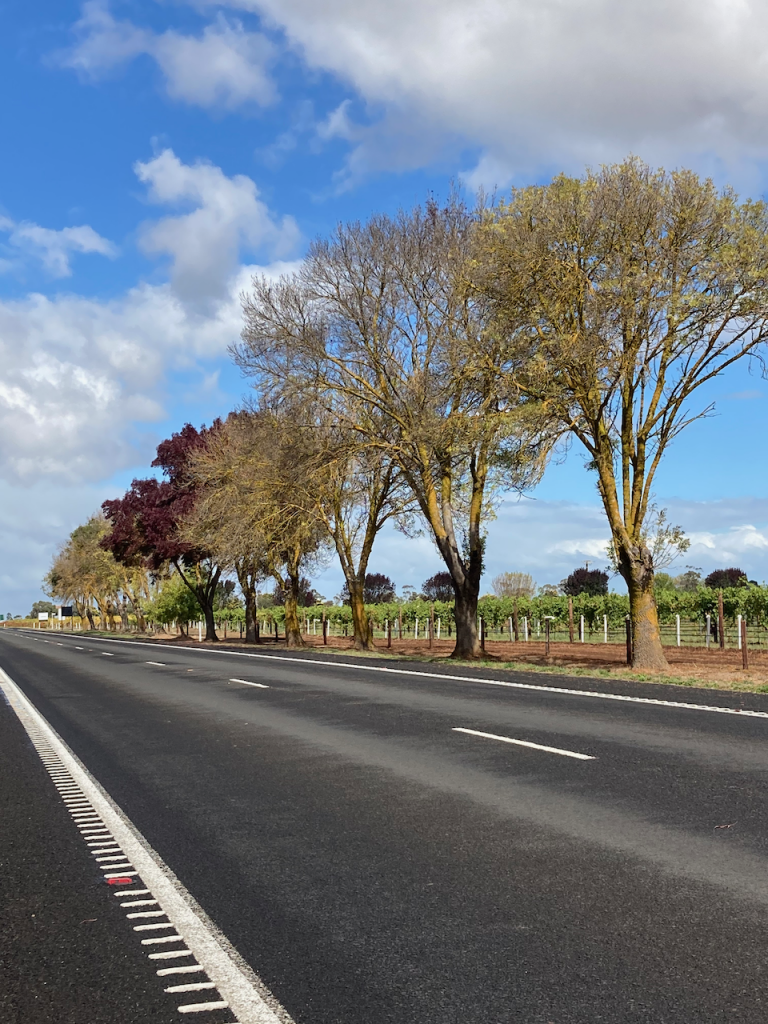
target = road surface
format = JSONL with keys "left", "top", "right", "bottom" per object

{"left": 1, "top": 629, "right": 767, "bottom": 1023}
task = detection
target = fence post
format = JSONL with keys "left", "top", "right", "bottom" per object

{"left": 706, "top": 614, "right": 711, "bottom": 650}
{"left": 741, "top": 618, "right": 749, "bottom": 670}
{"left": 603, "top": 614, "right": 608, "bottom": 643}
{"left": 387, "top": 618, "right": 392, "bottom": 648}
{"left": 429, "top": 604, "right": 434, "bottom": 649}
{"left": 414, "top": 617, "right": 419, "bottom": 640}
{"left": 718, "top": 590, "right": 725, "bottom": 650}
{"left": 513, "top": 600, "right": 519, "bottom": 642}
{"left": 437, "top": 617, "right": 441, "bottom": 640}
{"left": 322, "top": 611, "right": 327, "bottom": 645}
{"left": 480, "top": 617, "right": 485, "bottom": 652}
{"left": 579, "top": 614, "right": 585, "bottom": 643}
{"left": 625, "top": 616, "right": 633, "bottom": 666}
{"left": 737, "top": 614, "right": 742, "bottom": 650}
{"left": 676, "top": 614, "right": 681, "bottom": 647}
{"left": 568, "top": 598, "right": 574, "bottom": 643}
{"left": 398, "top": 607, "right": 403, "bottom": 639}
{"left": 523, "top": 616, "right": 528, "bottom": 641}
{"left": 545, "top": 617, "right": 551, "bottom": 656}
{"left": 198, "top": 620, "right": 202, "bottom": 643}
{"left": 508, "top": 616, "right": 513, "bottom": 641}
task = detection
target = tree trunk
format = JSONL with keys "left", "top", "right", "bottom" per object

{"left": 618, "top": 542, "right": 669, "bottom": 671}
{"left": 348, "top": 579, "right": 375, "bottom": 651}
{"left": 244, "top": 588, "right": 257, "bottom": 643}
{"left": 85, "top": 606, "right": 96, "bottom": 630}
{"left": 451, "top": 583, "right": 482, "bottom": 659}
{"left": 203, "top": 602, "right": 218, "bottom": 642}
{"left": 284, "top": 574, "right": 304, "bottom": 648}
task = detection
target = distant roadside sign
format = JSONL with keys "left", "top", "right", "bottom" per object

{"left": 38, "top": 613, "right": 49, "bottom": 621}
{"left": 60, "top": 606, "right": 73, "bottom": 617}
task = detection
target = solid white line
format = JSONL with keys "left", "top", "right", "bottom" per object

{"left": 229, "top": 678, "right": 269, "bottom": 689}
{"left": 0, "top": 665, "right": 296, "bottom": 1024}
{"left": 146, "top": 661, "right": 166, "bottom": 667}
{"left": 452, "top": 727, "right": 596, "bottom": 760}
{"left": 32, "top": 631, "right": 768, "bottom": 721}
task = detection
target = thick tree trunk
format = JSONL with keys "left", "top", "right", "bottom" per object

{"left": 203, "top": 602, "right": 218, "bottom": 642}
{"left": 348, "top": 579, "right": 375, "bottom": 651}
{"left": 284, "top": 577, "right": 304, "bottom": 648}
{"left": 618, "top": 542, "right": 669, "bottom": 671}
{"left": 451, "top": 584, "right": 482, "bottom": 659}
{"left": 244, "top": 589, "right": 257, "bottom": 643}
{"left": 85, "top": 606, "right": 96, "bottom": 630}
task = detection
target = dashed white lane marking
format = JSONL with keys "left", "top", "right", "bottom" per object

{"left": 146, "top": 661, "right": 166, "bottom": 667}
{"left": 452, "top": 727, "right": 596, "bottom": 760}
{"left": 0, "top": 665, "right": 296, "bottom": 1024}
{"left": 28, "top": 631, "right": 768, "bottom": 721}
{"left": 75, "top": 646, "right": 84, "bottom": 650}
{"left": 102, "top": 652, "right": 114, "bottom": 657}
{"left": 230, "top": 679, "right": 269, "bottom": 689}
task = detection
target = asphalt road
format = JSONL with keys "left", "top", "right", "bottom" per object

{"left": 2, "top": 629, "right": 768, "bottom": 1024}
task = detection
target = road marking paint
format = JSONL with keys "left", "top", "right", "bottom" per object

{"left": 165, "top": 982, "right": 218, "bottom": 993}
{"left": 149, "top": 949, "right": 195, "bottom": 960}
{"left": 116, "top": 889, "right": 151, "bottom": 897}
{"left": 452, "top": 727, "right": 596, "bottom": 760}
{"left": 146, "top": 661, "right": 166, "bottom": 667}
{"left": 134, "top": 922, "right": 176, "bottom": 931}
{"left": 0, "top": 663, "right": 296, "bottom": 1024}
{"left": 102, "top": 652, "right": 114, "bottom": 656}
{"left": 143, "top": 935, "right": 185, "bottom": 945}
{"left": 178, "top": 1000, "right": 229, "bottom": 1014}
{"left": 34, "top": 631, "right": 768, "bottom": 721}
{"left": 156, "top": 965, "right": 206, "bottom": 976}
{"left": 229, "top": 678, "right": 269, "bottom": 689}
{"left": 121, "top": 899, "right": 159, "bottom": 907}
{"left": 75, "top": 646, "right": 84, "bottom": 649}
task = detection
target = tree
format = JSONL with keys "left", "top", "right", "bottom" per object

{"left": 491, "top": 572, "right": 536, "bottom": 598}
{"left": 478, "top": 159, "right": 768, "bottom": 669}
{"left": 30, "top": 600, "right": 57, "bottom": 618}
{"left": 561, "top": 567, "right": 609, "bottom": 597}
{"left": 183, "top": 410, "right": 328, "bottom": 648}
{"left": 705, "top": 568, "right": 747, "bottom": 589}
{"left": 273, "top": 576, "right": 318, "bottom": 606}
{"left": 45, "top": 514, "right": 126, "bottom": 629}
{"left": 146, "top": 572, "right": 201, "bottom": 634}
{"left": 422, "top": 572, "right": 455, "bottom": 602}
{"left": 236, "top": 197, "right": 550, "bottom": 658}
{"left": 339, "top": 573, "right": 396, "bottom": 605}
{"left": 673, "top": 569, "right": 702, "bottom": 592}
{"left": 102, "top": 424, "right": 223, "bottom": 642}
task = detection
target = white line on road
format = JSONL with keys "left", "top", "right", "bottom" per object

{"left": 0, "top": 665, "right": 296, "bottom": 1024}
{"left": 102, "top": 652, "right": 114, "bottom": 656}
{"left": 229, "top": 678, "right": 269, "bottom": 689}
{"left": 146, "top": 661, "right": 166, "bottom": 667}
{"left": 452, "top": 727, "right": 596, "bottom": 760}
{"left": 28, "top": 631, "right": 768, "bottom": 721}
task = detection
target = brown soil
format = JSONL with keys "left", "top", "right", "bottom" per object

{"left": 150, "top": 629, "right": 768, "bottom": 690}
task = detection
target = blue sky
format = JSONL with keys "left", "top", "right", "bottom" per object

{"left": 1, "top": 0, "right": 767, "bottom": 613}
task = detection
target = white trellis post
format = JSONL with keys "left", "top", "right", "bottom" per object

{"left": 437, "top": 618, "right": 441, "bottom": 639}
{"left": 198, "top": 620, "right": 202, "bottom": 642}
{"left": 737, "top": 614, "right": 743, "bottom": 649}
{"left": 508, "top": 616, "right": 513, "bottom": 641}
{"left": 706, "top": 614, "right": 711, "bottom": 649}
{"left": 414, "top": 617, "right": 419, "bottom": 639}
{"left": 579, "top": 615, "right": 585, "bottom": 642}
{"left": 603, "top": 615, "right": 608, "bottom": 643}
{"left": 676, "top": 614, "right": 681, "bottom": 647}
{"left": 523, "top": 616, "right": 528, "bottom": 641}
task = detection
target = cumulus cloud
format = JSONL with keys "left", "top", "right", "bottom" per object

{"left": 216, "top": 0, "right": 768, "bottom": 185}
{"left": 134, "top": 149, "right": 300, "bottom": 302}
{"left": 0, "top": 216, "right": 117, "bottom": 277}
{"left": 61, "top": 2, "right": 275, "bottom": 109}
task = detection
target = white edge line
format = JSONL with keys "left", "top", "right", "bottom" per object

{"left": 0, "top": 665, "right": 294, "bottom": 1024}
{"left": 452, "top": 727, "right": 596, "bottom": 760}
{"left": 18, "top": 629, "right": 768, "bottom": 721}
{"left": 230, "top": 679, "right": 269, "bottom": 689}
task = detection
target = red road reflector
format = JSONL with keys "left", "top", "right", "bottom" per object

{"left": 107, "top": 877, "right": 135, "bottom": 885}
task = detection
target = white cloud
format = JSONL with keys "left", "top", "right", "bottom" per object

{"left": 217, "top": 0, "right": 768, "bottom": 185}
{"left": 0, "top": 217, "right": 117, "bottom": 277}
{"left": 134, "top": 149, "right": 300, "bottom": 302}
{"left": 61, "top": 2, "right": 275, "bottom": 109}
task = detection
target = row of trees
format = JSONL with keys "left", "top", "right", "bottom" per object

{"left": 46, "top": 158, "right": 768, "bottom": 669}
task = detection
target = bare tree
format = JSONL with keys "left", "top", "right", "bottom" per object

{"left": 491, "top": 572, "right": 536, "bottom": 598}
{"left": 184, "top": 410, "right": 328, "bottom": 648}
{"left": 477, "top": 159, "right": 768, "bottom": 669}
{"left": 236, "top": 198, "right": 550, "bottom": 659}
